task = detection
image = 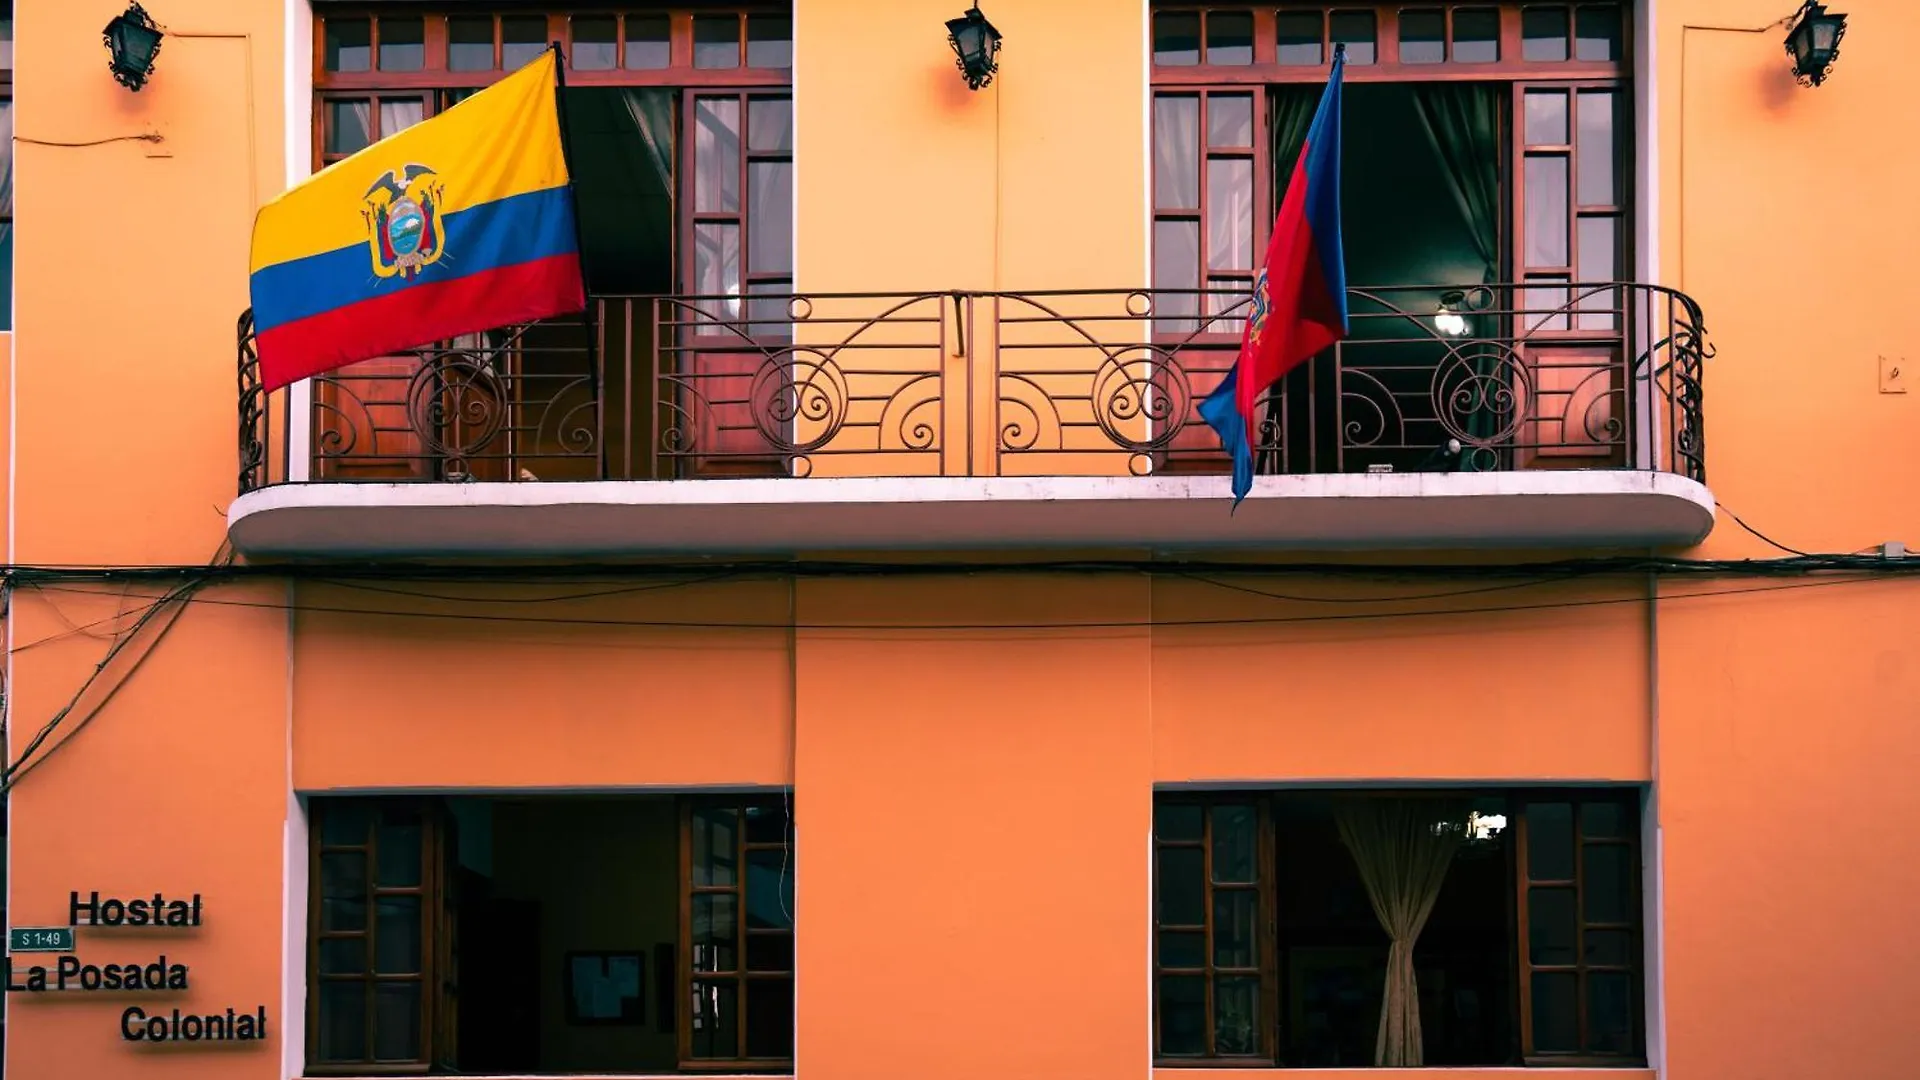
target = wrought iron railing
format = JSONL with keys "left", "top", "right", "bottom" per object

{"left": 237, "top": 283, "right": 1708, "bottom": 494}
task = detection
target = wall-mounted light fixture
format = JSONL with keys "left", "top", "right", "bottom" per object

{"left": 1785, "top": 0, "right": 1846, "bottom": 88}
{"left": 103, "top": 2, "right": 165, "bottom": 92}
{"left": 945, "top": 6, "right": 1003, "bottom": 91}
{"left": 1434, "top": 290, "right": 1470, "bottom": 337}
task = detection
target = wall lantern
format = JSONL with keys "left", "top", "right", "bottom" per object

{"left": 1785, "top": 1, "right": 1846, "bottom": 88}
{"left": 1434, "top": 290, "right": 1470, "bottom": 337}
{"left": 945, "top": 6, "right": 1003, "bottom": 91}
{"left": 103, "top": 2, "right": 165, "bottom": 92}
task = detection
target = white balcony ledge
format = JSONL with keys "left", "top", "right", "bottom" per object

{"left": 226, "top": 471, "right": 1715, "bottom": 559}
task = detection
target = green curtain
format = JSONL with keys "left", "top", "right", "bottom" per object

{"left": 1258, "top": 86, "right": 1321, "bottom": 475}
{"left": 1411, "top": 84, "right": 1504, "bottom": 465}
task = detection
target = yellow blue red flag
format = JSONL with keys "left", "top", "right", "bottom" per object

{"left": 248, "top": 48, "right": 585, "bottom": 392}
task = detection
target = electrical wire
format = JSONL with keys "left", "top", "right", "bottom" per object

{"left": 1715, "top": 501, "right": 1817, "bottom": 558}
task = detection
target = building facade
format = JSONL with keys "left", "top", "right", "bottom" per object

{"left": 5, "top": 1, "right": 1919, "bottom": 1079}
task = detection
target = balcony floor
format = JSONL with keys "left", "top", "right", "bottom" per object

{"left": 226, "top": 472, "right": 1715, "bottom": 558}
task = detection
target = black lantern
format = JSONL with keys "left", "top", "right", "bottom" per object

{"left": 945, "top": 6, "right": 1003, "bottom": 91}
{"left": 103, "top": 2, "right": 165, "bottom": 92}
{"left": 1784, "top": 1, "right": 1846, "bottom": 88}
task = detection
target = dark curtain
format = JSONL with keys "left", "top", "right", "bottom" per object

{"left": 1258, "top": 86, "right": 1320, "bottom": 474}
{"left": 1411, "top": 84, "right": 1503, "bottom": 461}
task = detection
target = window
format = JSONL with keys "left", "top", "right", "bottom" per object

{"left": 1, "top": 0, "right": 13, "bottom": 333}
{"left": 1151, "top": 789, "right": 1644, "bottom": 1067}
{"left": 306, "top": 794, "right": 795, "bottom": 1075}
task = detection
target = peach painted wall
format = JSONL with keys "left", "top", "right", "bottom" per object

{"left": 1652, "top": 3, "right": 1920, "bottom": 1079}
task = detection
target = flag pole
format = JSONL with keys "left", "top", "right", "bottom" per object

{"left": 548, "top": 41, "right": 607, "bottom": 478}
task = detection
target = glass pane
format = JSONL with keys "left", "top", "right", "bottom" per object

{"left": 1524, "top": 6, "right": 1571, "bottom": 61}
{"left": 1577, "top": 4, "right": 1621, "bottom": 61}
{"left": 695, "top": 15, "right": 742, "bottom": 69}
{"left": 378, "top": 18, "right": 424, "bottom": 71}
{"left": 1454, "top": 8, "right": 1500, "bottom": 62}
{"left": 690, "top": 980, "right": 739, "bottom": 1058}
{"left": 625, "top": 14, "right": 670, "bottom": 69}
{"left": 749, "top": 162, "right": 794, "bottom": 275}
{"left": 1582, "top": 800, "right": 1629, "bottom": 838}
{"left": 1527, "top": 803, "right": 1576, "bottom": 878}
{"left": 320, "top": 852, "right": 368, "bottom": 931}
{"left": 1585, "top": 928, "right": 1632, "bottom": 966}
{"left": 695, "top": 98, "right": 742, "bottom": 214}
{"left": 1159, "top": 929, "right": 1206, "bottom": 968}
{"left": 1207, "top": 158, "right": 1254, "bottom": 272}
{"left": 1577, "top": 91, "right": 1617, "bottom": 204}
{"left": 317, "top": 980, "right": 367, "bottom": 1061}
{"left": 1154, "top": 220, "right": 1201, "bottom": 335}
{"left": 375, "top": 895, "right": 422, "bottom": 974}
{"left": 1277, "top": 12, "right": 1324, "bottom": 65}
{"left": 1330, "top": 10, "right": 1377, "bottom": 64}
{"left": 747, "top": 932, "right": 795, "bottom": 972}
{"left": 1584, "top": 843, "right": 1634, "bottom": 923}
{"left": 1215, "top": 975, "right": 1260, "bottom": 1055}
{"left": 326, "top": 100, "right": 372, "bottom": 157}
{"left": 1207, "top": 276, "right": 1252, "bottom": 334}
{"left": 748, "top": 14, "right": 793, "bottom": 68}
{"left": 325, "top": 18, "right": 371, "bottom": 72}
{"left": 1400, "top": 9, "right": 1445, "bottom": 63}
{"left": 695, "top": 224, "right": 743, "bottom": 322}
{"left": 320, "top": 936, "right": 365, "bottom": 974}
{"left": 744, "top": 978, "right": 795, "bottom": 1058}
{"left": 1528, "top": 886, "right": 1578, "bottom": 965}
{"left": 1577, "top": 216, "right": 1618, "bottom": 328}
{"left": 502, "top": 16, "right": 547, "bottom": 69}
{"left": 1525, "top": 90, "right": 1569, "bottom": 146}
{"left": 1159, "top": 975, "right": 1206, "bottom": 1055}
{"left": 378, "top": 99, "right": 424, "bottom": 139}
{"left": 1531, "top": 971, "right": 1580, "bottom": 1052}
{"left": 1157, "top": 803, "right": 1203, "bottom": 842}
{"left": 1156, "top": 844, "right": 1205, "bottom": 924}
{"left": 1209, "top": 95, "right": 1253, "bottom": 149}
{"left": 1588, "top": 970, "right": 1635, "bottom": 1053}
{"left": 746, "top": 848, "right": 795, "bottom": 930}
{"left": 746, "top": 281, "right": 794, "bottom": 343}
{"left": 321, "top": 803, "right": 373, "bottom": 847}
{"left": 749, "top": 98, "right": 794, "bottom": 153}
{"left": 693, "top": 894, "right": 740, "bottom": 972}
{"left": 1154, "top": 11, "right": 1201, "bottom": 65}
{"left": 0, "top": 8, "right": 11, "bottom": 69}
{"left": 1212, "top": 889, "right": 1257, "bottom": 967}
{"left": 1207, "top": 11, "right": 1254, "bottom": 65}
{"left": 1524, "top": 280, "right": 1571, "bottom": 332}
{"left": 1154, "top": 96, "right": 1200, "bottom": 209}
{"left": 373, "top": 981, "right": 421, "bottom": 1060}
{"left": 572, "top": 16, "right": 617, "bottom": 70}
{"left": 1525, "top": 156, "right": 1570, "bottom": 267}
{"left": 1210, "top": 804, "right": 1257, "bottom": 882}
{"left": 376, "top": 813, "right": 422, "bottom": 886}
{"left": 448, "top": 16, "right": 493, "bottom": 71}
{"left": 745, "top": 802, "right": 792, "bottom": 843}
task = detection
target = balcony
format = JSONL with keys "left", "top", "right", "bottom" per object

{"left": 230, "top": 283, "right": 1712, "bottom": 557}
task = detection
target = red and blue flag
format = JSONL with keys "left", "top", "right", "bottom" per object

{"left": 1198, "top": 45, "right": 1349, "bottom": 507}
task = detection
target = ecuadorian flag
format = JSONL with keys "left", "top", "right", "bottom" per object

{"left": 249, "top": 48, "right": 586, "bottom": 393}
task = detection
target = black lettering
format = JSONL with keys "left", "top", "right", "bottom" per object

{"left": 141, "top": 960, "right": 163, "bottom": 989}
{"left": 4, "top": 958, "right": 16, "bottom": 993}
{"left": 99, "top": 899, "right": 125, "bottom": 925}
{"left": 55, "top": 956, "right": 78, "bottom": 989}
{"left": 167, "top": 964, "right": 187, "bottom": 990}
{"left": 26, "top": 966, "right": 46, "bottom": 992}
{"left": 103, "top": 965, "right": 124, "bottom": 991}
{"left": 122, "top": 1006, "right": 147, "bottom": 1041}
{"left": 192, "top": 895, "right": 203, "bottom": 926}
{"left": 235, "top": 1011, "right": 255, "bottom": 1040}
{"left": 70, "top": 890, "right": 98, "bottom": 925}
{"left": 256, "top": 1004, "right": 269, "bottom": 1039}
{"left": 164, "top": 900, "right": 188, "bottom": 927}
{"left": 79, "top": 964, "right": 101, "bottom": 991}
{"left": 125, "top": 899, "right": 149, "bottom": 927}
{"left": 180, "top": 1014, "right": 203, "bottom": 1041}
{"left": 148, "top": 1013, "right": 169, "bottom": 1040}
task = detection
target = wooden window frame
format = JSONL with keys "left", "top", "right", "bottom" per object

{"left": 679, "top": 796, "right": 796, "bottom": 1072}
{"left": 307, "top": 798, "right": 454, "bottom": 1075}
{"left": 1514, "top": 791, "right": 1646, "bottom": 1065}
{"left": 1150, "top": 3, "right": 1629, "bottom": 84}
{"left": 1151, "top": 87, "right": 1270, "bottom": 342}
{"left": 1152, "top": 795, "right": 1278, "bottom": 1065}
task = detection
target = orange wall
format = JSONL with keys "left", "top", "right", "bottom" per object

{"left": 8, "top": 1, "right": 1920, "bottom": 1080}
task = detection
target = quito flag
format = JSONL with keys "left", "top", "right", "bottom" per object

{"left": 1198, "top": 45, "right": 1349, "bottom": 508}
{"left": 248, "top": 48, "right": 585, "bottom": 393}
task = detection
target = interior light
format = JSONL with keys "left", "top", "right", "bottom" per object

{"left": 1434, "top": 290, "right": 1470, "bottom": 337}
